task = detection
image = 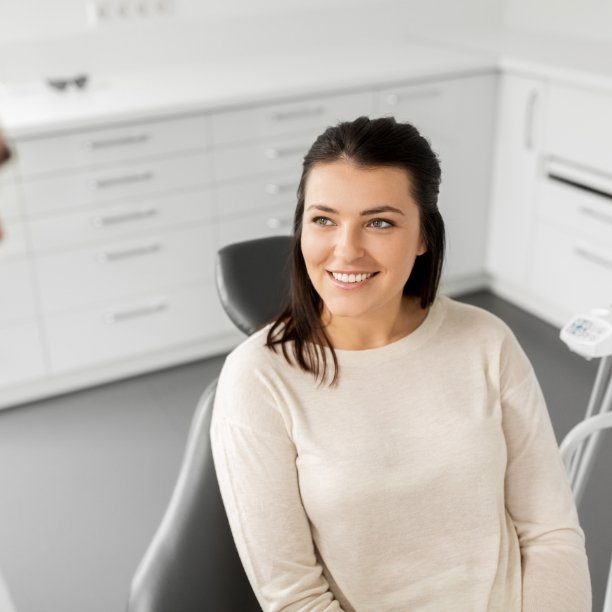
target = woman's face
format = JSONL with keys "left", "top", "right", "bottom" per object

{"left": 300, "top": 158, "right": 426, "bottom": 322}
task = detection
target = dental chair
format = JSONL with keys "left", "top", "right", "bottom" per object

{"left": 559, "top": 353, "right": 612, "bottom": 612}
{"left": 127, "top": 235, "right": 292, "bottom": 612}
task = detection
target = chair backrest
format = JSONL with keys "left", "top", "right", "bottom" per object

{"left": 127, "top": 235, "right": 293, "bottom": 612}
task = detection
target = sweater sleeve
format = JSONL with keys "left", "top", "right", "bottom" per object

{"left": 210, "top": 351, "right": 346, "bottom": 612}
{"left": 499, "top": 328, "right": 592, "bottom": 612}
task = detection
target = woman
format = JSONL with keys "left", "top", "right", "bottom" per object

{"left": 210, "top": 116, "right": 591, "bottom": 611}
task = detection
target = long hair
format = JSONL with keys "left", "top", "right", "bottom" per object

{"left": 264, "top": 116, "right": 444, "bottom": 388}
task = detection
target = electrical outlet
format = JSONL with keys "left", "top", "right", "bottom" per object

{"left": 86, "top": 0, "right": 175, "bottom": 26}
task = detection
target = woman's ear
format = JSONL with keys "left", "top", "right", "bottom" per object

{"left": 416, "top": 237, "right": 427, "bottom": 256}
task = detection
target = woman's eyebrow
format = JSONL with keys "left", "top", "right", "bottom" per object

{"left": 306, "top": 204, "right": 405, "bottom": 216}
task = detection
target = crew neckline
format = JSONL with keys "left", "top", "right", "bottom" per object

{"left": 307, "top": 293, "right": 448, "bottom": 367}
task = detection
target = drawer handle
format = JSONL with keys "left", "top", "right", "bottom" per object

{"left": 270, "top": 106, "right": 325, "bottom": 121}
{"left": 574, "top": 246, "right": 612, "bottom": 271}
{"left": 266, "top": 215, "right": 293, "bottom": 229}
{"left": 385, "top": 89, "right": 442, "bottom": 106}
{"left": 265, "top": 182, "right": 297, "bottom": 195}
{"left": 105, "top": 299, "right": 167, "bottom": 324}
{"left": 91, "top": 206, "right": 159, "bottom": 227}
{"left": 548, "top": 173, "right": 612, "bottom": 202}
{"left": 579, "top": 206, "right": 612, "bottom": 226}
{"left": 86, "top": 133, "right": 150, "bottom": 150}
{"left": 93, "top": 171, "right": 154, "bottom": 190}
{"left": 265, "top": 144, "right": 307, "bottom": 159}
{"left": 97, "top": 242, "right": 162, "bottom": 262}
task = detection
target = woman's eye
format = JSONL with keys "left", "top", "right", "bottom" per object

{"left": 310, "top": 216, "right": 394, "bottom": 229}
{"left": 369, "top": 218, "right": 394, "bottom": 229}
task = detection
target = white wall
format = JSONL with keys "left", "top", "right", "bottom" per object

{"left": 503, "top": 0, "right": 612, "bottom": 44}
{"left": 0, "top": 0, "right": 499, "bottom": 46}
{"left": 0, "top": 0, "right": 503, "bottom": 82}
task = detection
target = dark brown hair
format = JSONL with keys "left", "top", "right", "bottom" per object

{"left": 264, "top": 115, "right": 445, "bottom": 388}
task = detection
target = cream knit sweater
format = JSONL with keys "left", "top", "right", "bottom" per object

{"left": 211, "top": 293, "right": 591, "bottom": 611}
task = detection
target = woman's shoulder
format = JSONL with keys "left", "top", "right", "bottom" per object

{"left": 439, "top": 294, "right": 515, "bottom": 341}
{"left": 222, "top": 322, "right": 286, "bottom": 372}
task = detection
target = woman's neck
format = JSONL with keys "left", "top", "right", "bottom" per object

{"left": 321, "top": 296, "right": 430, "bottom": 351}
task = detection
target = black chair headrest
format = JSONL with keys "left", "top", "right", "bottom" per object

{"left": 215, "top": 235, "right": 293, "bottom": 336}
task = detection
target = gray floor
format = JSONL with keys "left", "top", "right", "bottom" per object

{"left": 0, "top": 289, "right": 609, "bottom": 612}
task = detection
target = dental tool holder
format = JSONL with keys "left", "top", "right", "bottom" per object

{"left": 559, "top": 305, "right": 612, "bottom": 508}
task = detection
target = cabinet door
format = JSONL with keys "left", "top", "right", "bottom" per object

{"left": 485, "top": 73, "right": 547, "bottom": 287}
{"left": 376, "top": 73, "right": 498, "bottom": 281}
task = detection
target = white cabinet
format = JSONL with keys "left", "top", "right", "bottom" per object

{"left": 0, "top": 75, "right": 500, "bottom": 408}
{"left": 485, "top": 73, "right": 547, "bottom": 289}
{"left": 529, "top": 83, "right": 612, "bottom": 322}
{"left": 545, "top": 83, "right": 612, "bottom": 176}
{"left": 376, "top": 73, "right": 498, "bottom": 283}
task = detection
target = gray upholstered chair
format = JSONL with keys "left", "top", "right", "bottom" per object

{"left": 127, "top": 235, "right": 292, "bottom": 612}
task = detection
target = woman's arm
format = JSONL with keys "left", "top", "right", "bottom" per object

{"left": 500, "top": 328, "right": 592, "bottom": 612}
{"left": 210, "top": 350, "right": 346, "bottom": 612}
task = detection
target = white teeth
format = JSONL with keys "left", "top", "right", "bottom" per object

{"left": 331, "top": 271, "right": 374, "bottom": 283}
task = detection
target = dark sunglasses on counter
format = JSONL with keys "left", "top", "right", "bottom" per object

{"left": 47, "top": 73, "right": 89, "bottom": 91}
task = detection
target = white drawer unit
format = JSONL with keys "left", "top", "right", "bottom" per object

{"left": 0, "top": 257, "right": 37, "bottom": 324}
{"left": 0, "top": 322, "right": 46, "bottom": 388}
{"left": 213, "top": 132, "right": 318, "bottom": 183}
{"left": 0, "top": 77, "right": 502, "bottom": 409}
{"left": 539, "top": 158, "right": 612, "bottom": 250}
{"left": 545, "top": 83, "right": 612, "bottom": 176}
{"left": 215, "top": 170, "right": 300, "bottom": 219}
{"left": 44, "top": 281, "right": 224, "bottom": 373}
{"left": 16, "top": 113, "right": 210, "bottom": 176}
{"left": 531, "top": 221, "right": 612, "bottom": 318}
{"left": 27, "top": 187, "right": 214, "bottom": 253}
{"left": 34, "top": 222, "right": 216, "bottom": 314}
{"left": 21, "top": 150, "right": 214, "bottom": 217}
{"left": 217, "top": 202, "right": 294, "bottom": 249}
{"left": 211, "top": 90, "right": 374, "bottom": 146}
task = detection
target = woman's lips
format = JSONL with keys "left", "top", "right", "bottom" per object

{"left": 326, "top": 271, "right": 379, "bottom": 290}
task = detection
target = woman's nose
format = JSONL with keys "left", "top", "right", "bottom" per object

{"left": 333, "top": 225, "right": 364, "bottom": 259}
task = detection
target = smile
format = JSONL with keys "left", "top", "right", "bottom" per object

{"left": 327, "top": 270, "right": 379, "bottom": 289}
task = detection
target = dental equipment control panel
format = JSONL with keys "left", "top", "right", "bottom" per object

{"left": 560, "top": 306, "right": 612, "bottom": 359}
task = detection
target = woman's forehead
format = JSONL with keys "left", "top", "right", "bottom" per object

{"left": 304, "top": 160, "right": 416, "bottom": 211}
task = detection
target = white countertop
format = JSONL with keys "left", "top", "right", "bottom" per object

{"left": 0, "top": 38, "right": 495, "bottom": 139}
{"left": 1, "top": 14, "right": 611, "bottom": 140}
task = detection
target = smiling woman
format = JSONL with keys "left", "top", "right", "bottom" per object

{"left": 266, "top": 116, "right": 445, "bottom": 385}
{"left": 210, "top": 116, "right": 591, "bottom": 612}
{"left": 301, "top": 159, "right": 430, "bottom": 351}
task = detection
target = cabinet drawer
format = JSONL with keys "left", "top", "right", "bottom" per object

{"left": 28, "top": 187, "right": 214, "bottom": 253}
{"left": 539, "top": 161, "right": 612, "bottom": 249}
{"left": 35, "top": 223, "right": 216, "bottom": 314}
{"left": 213, "top": 134, "right": 313, "bottom": 183}
{"left": 21, "top": 150, "right": 213, "bottom": 216}
{"left": 211, "top": 90, "right": 373, "bottom": 145}
{"left": 531, "top": 221, "right": 612, "bottom": 315}
{"left": 217, "top": 203, "right": 293, "bottom": 249}
{"left": 215, "top": 170, "right": 299, "bottom": 219}
{"left": 377, "top": 73, "right": 497, "bottom": 143}
{"left": 0, "top": 258, "right": 37, "bottom": 324}
{"left": 0, "top": 321, "right": 46, "bottom": 388}
{"left": 16, "top": 114, "right": 210, "bottom": 176}
{"left": 0, "top": 219, "right": 27, "bottom": 261}
{"left": 45, "top": 281, "right": 227, "bottom": 373}
{"left": 545, "top": 83, "right": 612, "bottom": 175}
